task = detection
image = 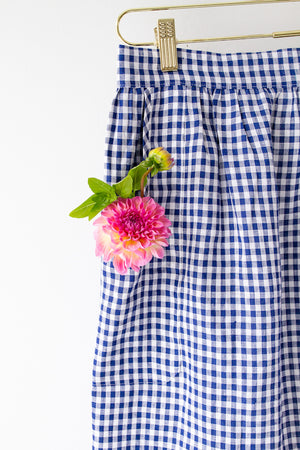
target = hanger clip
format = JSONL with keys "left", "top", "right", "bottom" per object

{"left": 154, "top": 19, "right": 178, "bottom": 72}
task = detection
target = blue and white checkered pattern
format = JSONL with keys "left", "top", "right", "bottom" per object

{"left": 91, "top": 44, "right": 300, "bottom": 449}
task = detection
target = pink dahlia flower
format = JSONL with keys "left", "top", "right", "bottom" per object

{"left": 93, "top": 196, "right": 172, "bottom": 275}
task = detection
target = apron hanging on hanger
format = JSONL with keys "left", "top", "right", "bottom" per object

{"left": 91, "top": 43, "right": 300, "bottom": 449}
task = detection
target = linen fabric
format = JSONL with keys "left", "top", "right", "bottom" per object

{"left": 91, "top": 43, "right": 300, "bottom": 449}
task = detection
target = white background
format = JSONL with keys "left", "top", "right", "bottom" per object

{"left": 1, "top": 1, "right": 300, "bottom": 449}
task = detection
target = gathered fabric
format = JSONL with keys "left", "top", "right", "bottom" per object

{"left": 91, "top": 43, "right": 300, "bottom": 449}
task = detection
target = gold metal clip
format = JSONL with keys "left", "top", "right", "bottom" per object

{"left": 154, "top": 19, "right": 178, "bottom": 72}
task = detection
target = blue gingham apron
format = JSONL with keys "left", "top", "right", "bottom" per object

{"left": 91, "top": 44, "right": 300, "bottom": 449}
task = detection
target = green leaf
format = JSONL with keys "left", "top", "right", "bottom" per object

{"left": 150, "top": 166, "right": 159, "bottom": 177}
{"left": 88, "top": 202, "right": 107, "bottom": 221}
{"left": 88, "top": 178, "right": 115, "bottom": 195}
{"left": 88, "top": 207, "right": 101, "bottom": 221}
{"left": 128, "top": 164, "right": 149, "bottom": 193}
{"left": 90, "top": 192, "right": 109, "bottom": 205}
{"left": 142, "top": 158, "right": 154, "bottom": 168}
{"left": 91, "top": 187, "right": 117, "bottom": 204}
{"left": 69, "top": 194, "right": 96, "bottom": 219}
{"left": 88, "top": 192, "right": 117, "bottom": 221}
{"left": 112, "top": 175, "right": 133, "bottom": 198}
{"left": 108, "top": 189, "right": 117, "bottom": 203}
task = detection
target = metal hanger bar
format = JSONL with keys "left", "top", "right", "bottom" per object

{"left": 116, "top": 0, "right": 300, "bottom": 46}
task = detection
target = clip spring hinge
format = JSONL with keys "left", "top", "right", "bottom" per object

{"left": 154, "top": 19, "right": 178, "bottom": 72}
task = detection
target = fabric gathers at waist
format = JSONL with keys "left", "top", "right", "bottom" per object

{"left": 117, "top": 44, "right": 300, "bottom": 91}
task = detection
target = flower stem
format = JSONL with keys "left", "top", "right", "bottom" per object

{"left": 140, "top": 166, "right": 154, "bottom": 198}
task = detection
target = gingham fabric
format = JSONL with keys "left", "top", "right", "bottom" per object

{"left": 91, "top": 44, "right": 300, "bottom": 449}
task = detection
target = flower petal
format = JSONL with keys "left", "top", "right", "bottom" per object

{"left": 154, "top": 238, "right": 169, "bottom": 247}
{"left": 94, "top": 231, "right": 114, "bottom": 261}
{"left": 113, "top": 255, "right": 128, "bottom": 275}
{"left": 93, "top": 215, "right": 107, "bottom": 226}
{"left": 150, "top": 244, "right": 165, "bottom": 259}
{"left": 131, "top": 264, "right": 141, "bottom": 273}
{"left": 122, "top": 239, "right": 141, "bottom": 251}
{"left": 143, "top": 247, "right": 154, "bottom": 264}
{"left": 139, "top": 237, "right": 151, "bottom": 248}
